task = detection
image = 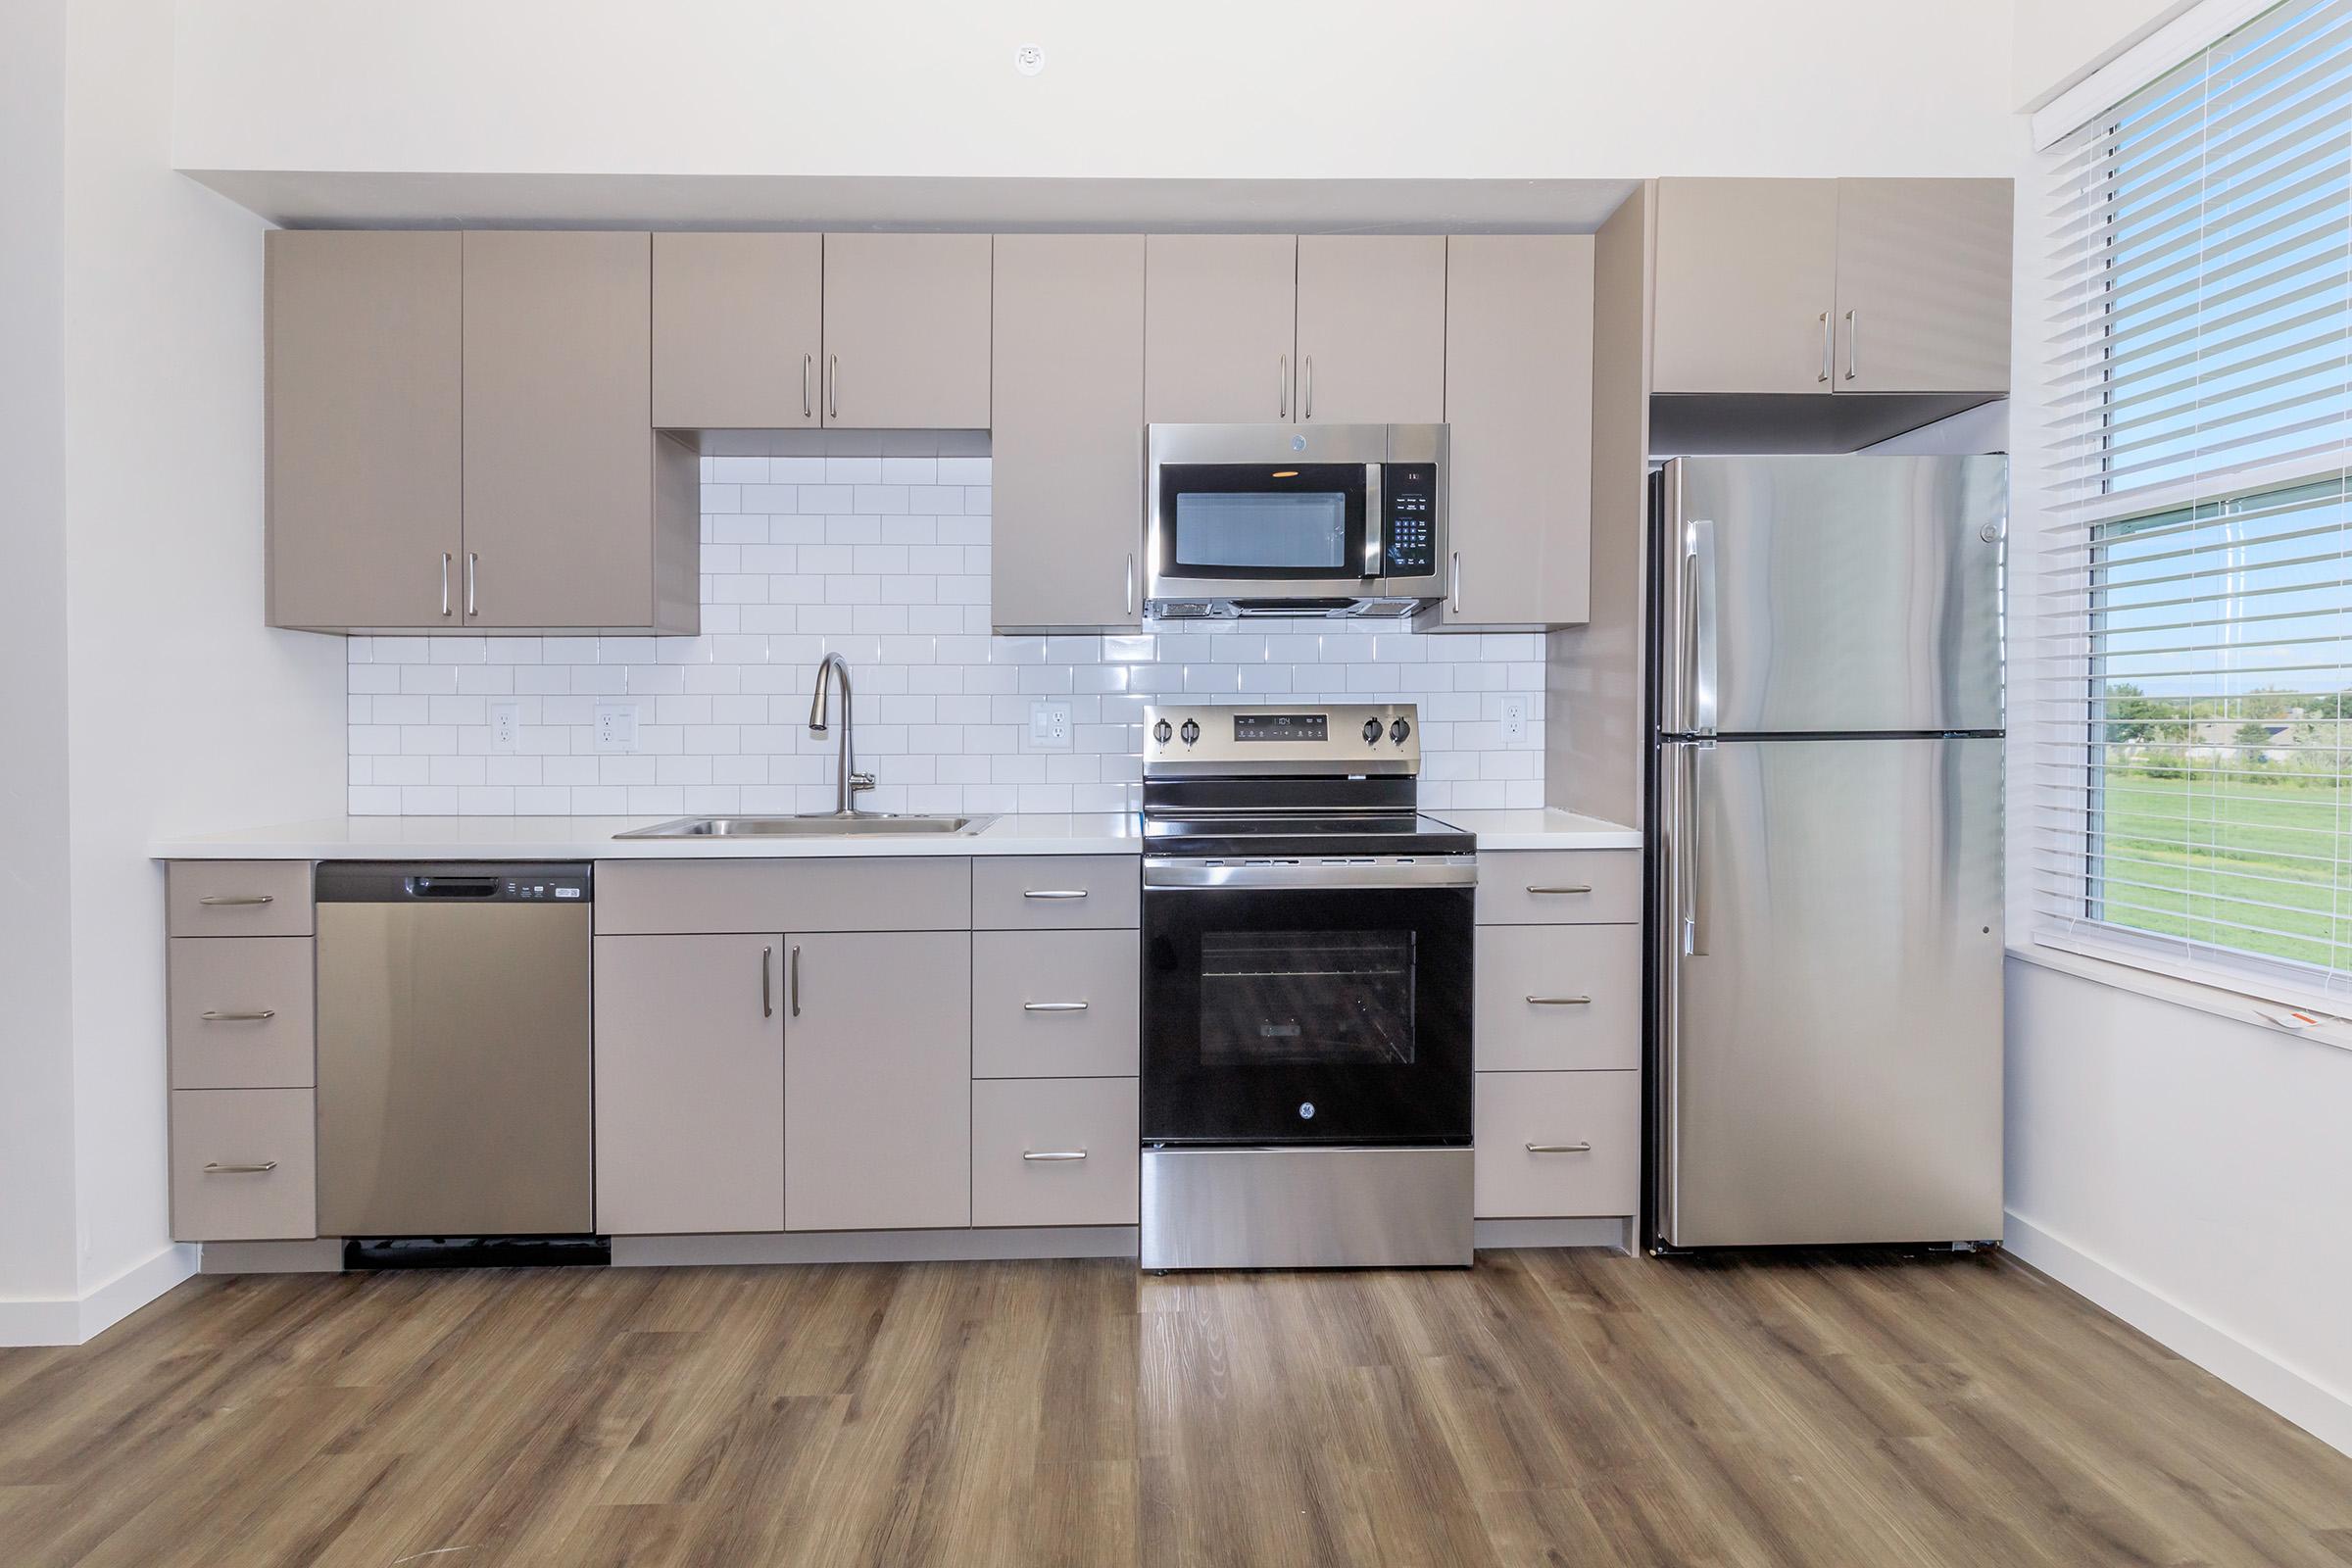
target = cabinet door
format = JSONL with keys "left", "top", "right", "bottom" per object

{"left": 266, "top": 231, "right": 463, "bottom": 630}
{"left": 594, "top": 934, "right": 785, "bottom": 1235}
{"left": 991, "top": 234, "right": 1145, "bottom": 631}
{"left": 653, "top": 232, "right": 822, "bottom": 428}
{"left": 1144, "top": 234, "right": 1298, "bottom": 423}
{"left": 820, "top": 233, "right": 992, "bottom": 428}
{"left": 463, "top": 231, "right": 663, "bottom": 628}
{"left": 1294, "top": 235, "right": 1446, "bottom": 424}
{"left": 1429, "top": 234, "right": 1594, "bottom": 628}
{"left": 1651, "top": 178, "right": 1838, "bottom": 395}
{"left": 785, "top": 931, "right": 972, "bottom": 1231}
{"left": 1833, "top": 178, "right": 2013, "bottom": 394}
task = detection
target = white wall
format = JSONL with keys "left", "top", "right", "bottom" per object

{"left": 171, "top": 0, "right": 2019, "bottom": 184}
{"left": 2011, "top": 0, "right": 2200, "bottom": 108}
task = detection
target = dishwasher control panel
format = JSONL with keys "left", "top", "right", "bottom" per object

{"left": 317, "top": 861, "right": 594, "bottom": 905}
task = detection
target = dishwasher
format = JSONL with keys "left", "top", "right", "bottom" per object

{"left": 316, "top": 862, "right": 595, "bottom": 1240}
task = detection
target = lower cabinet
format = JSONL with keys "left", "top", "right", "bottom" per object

{"left": 594, "top": 934, "right": 785, "bottom": 1235}
{"left": 171, "top": 1089, "right": 318, "bottom": 1242}
{"left": 971, "top": 1077, "right": 1140, "bottom": 1228}
{"left": 1473, "top": 1069, "right": 1641, "bottom": 1219}
{"left": 786, "top": 930, "right": 973, "bottom": 1232}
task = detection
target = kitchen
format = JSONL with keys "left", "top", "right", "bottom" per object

{"left": 8, "top": 3, "right": 2352, "bottom": 1564}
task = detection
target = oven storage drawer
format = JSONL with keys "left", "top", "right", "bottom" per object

{"left": 1473, "top": 925, "right": 1639, "bottom": 1072}
{"left": 171, "top": 1089, "right": 318, "bottom": 1241}
{"left": 973, "top": 929, "right": 1139, "bottom": 1077}
{"left": 972, "top": 1077, "right": 1140, "bottom": 1227}
{"left": 1474, "top": 850, "right": 1641, "bottom": 925}
{"left": 168, "top": 860, "right": 315, "bottom": 937}
{"left": 169, "top": 938, "right": 316, "bottom": 1089}
{"left": 972, "top": 856, "right": 1140, "bottom": 930}
{"left": 1473, "top": 1069, "right": 1640, "bottom": 1218}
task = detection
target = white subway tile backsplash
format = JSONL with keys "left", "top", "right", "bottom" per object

{"left": 348, "top": 456, "right": 1544, "bottom": 814}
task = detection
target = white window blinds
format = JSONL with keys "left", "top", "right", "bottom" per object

{"left": 2031, "top": 0, "right": 2352, "bottom": 1004}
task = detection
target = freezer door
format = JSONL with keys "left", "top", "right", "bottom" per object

{"left": 1658, "top": 456, "right": 2004, "bottom": 737}
{"left": 1656, "top": 735, "right": 2003, "bottom": 1247}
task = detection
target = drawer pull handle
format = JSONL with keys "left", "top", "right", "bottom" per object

{"left": 199, "top": 1008, "right": 277, "bottom": 1022}
{"left": 1525, "top": 996, "right": 1592, "bottom": 1006}
{"left": 203, "top": 1160, "right": 280, "bottom": 1174}
{"left": 1023, "top": 1150, "right": 1088, "bottom": 1162}
{"left": 1526, "top": 885, "right": 1592, "bottom": 896}
{"left": 1023, "top": 1001, "right": 1090, "bottom": 1012}
{"left": 197, "top": 894, "right": 275, "bottom": 906}
{"left": 1023, "top": 889, "right": 1089, "bottom": 901}
{"left": 1525, "top": 1143, "right": 1592, "bottom": 1154}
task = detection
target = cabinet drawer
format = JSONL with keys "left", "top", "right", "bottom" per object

{"left": 171, "top": 1089, "right": 318, "bottom": 1241}
{"left": 1475, "top": 851, "right": 1640, "bottom": 925}
{"left": 1474, "top": 925, "right": 1640, "bottom": 1072}
{"left": 167, "top": 861, "right": 314, "bottom": 937}
{"left": 971, "top": 856, "right": 1140, "bottom": 930}
{"left": 1474, "top": 1070, "right": 1640, "bottom": 1219}
{"left": 972, "top": 930, "right": 1139, "bottom": 1078}
{"left": 972, "top": 1077, "right": 1139, "bottom": 1228}
{"left": 595, "top": 857, "right": 970, "bottom": 934}
{"left": 169, "top": 939, "right": 315, "bottom": 1089}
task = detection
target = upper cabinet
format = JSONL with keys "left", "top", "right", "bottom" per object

{"left": 819, "top": 233, "right": 992, "bottom": 428}
{"left": 652, "top": 232, "right": 822, "bottom": 428}
{"left": 1650, "top": 177, "right": 2012, "bottom": 396}
{"left": 992, "top": 234, "right": 1146, "bottom": 633}
{"left": 266, "top": 231, "right": 465, "bottom": 630}
{"left": 1145, "top": 235, "right": 1298, "bottom": 423}
{"left": 1294, "top": 235, "right": 1447, "bottom": 424}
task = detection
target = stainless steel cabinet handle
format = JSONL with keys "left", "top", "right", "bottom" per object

{"left": 1125, "top": 553, "right": 1136, "bottom": 617}
{"left": 465, "top": 552, "right": 478, "bottom": 617}
{"left": 1023, "top": 1001, "right": 1090, "bottom": 1012}
{"left": 827, "top": 355, "right": 840, "bottom": 419}
{"left": 203, "top": 1160, "right": 279, "bottom": 1174}
{"left": 197, "top": 894, "right": 274, "bottom": 906}
{"left": 1818, "top": 311, "right": 1833, "bottom": 384}
{"left": 440, "top": 552, "right": 453, "bottom": 617}
{"left": 1526, "top": 885, "right": 1592, "bottom": 896}
{"left": 1278, "top": 354, "right": 1290, "bottom": 418}
{"left": 761, "top": 946, "right": 774, "bottom": 1018}
{"left": 802, "top": 353, "right": 813, "bottom": 420}
{"left": 1525, "top": 1143, "right": 1592, "bottom": 1154}
{"left": 200, "top": 1009, "right": 277, "bottom": 1022}
{"left": 1843, "top": 309, "right": 1859, "bottom": 382}
{"left": 1022, "top": 1150, "right": 1088, "bottom": 1162}
{"left": 789, "top": 944, "right": 802, "bottom": 1017}
{"left": 1449, "top": 552, "right": 1462, "bottom": 614}
{"left": 1301, "top": 355, "right": 1314, "bottom": 420}
{"left": 1525, "top": 996, "right": 1592, "bottom": 1006}
{"left": 1023, "top": 889, "right": 1088, "bottom": 901}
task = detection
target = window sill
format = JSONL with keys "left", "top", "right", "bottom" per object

{"left": 2005, "top": 938, "right": 2352, "bottom": 1056}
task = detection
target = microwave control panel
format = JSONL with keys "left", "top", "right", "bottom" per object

{"left": 1382, "top": 464, "right": 1439, "bottom": 576}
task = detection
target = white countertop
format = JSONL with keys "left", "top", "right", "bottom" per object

{"left": 1426, "top": 808, "right": 1642, "bottom": 851}
{"left": 150, "top": 813, "right": 1148, "bottom": 861}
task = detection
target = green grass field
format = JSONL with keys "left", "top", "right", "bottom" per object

{"left": 2095, "top": 767, "right": 2352, "bottom": 969}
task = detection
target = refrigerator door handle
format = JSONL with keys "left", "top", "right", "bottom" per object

{"left": 1689, "top": 515, "right": 1718, "bottom": 738}
{"left": 1682, "top": 741, "right": 1711, "bottom": 957}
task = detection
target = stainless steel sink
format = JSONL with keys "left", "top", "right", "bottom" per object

{"left": 614, "top": 813, "right": 997, "bottom": 840}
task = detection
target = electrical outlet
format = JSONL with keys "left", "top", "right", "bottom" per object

{"left": 1500, "top": 696, "right": 1529, "bottom": 745}
{"left": 594, "top": 701, "right": 640, "bottom": 755}
{"left": 1029, "top": 699, "right": 1072, "bottom": 749}
{"left": 488, "top": 701, "right": 520, "bottom": 755}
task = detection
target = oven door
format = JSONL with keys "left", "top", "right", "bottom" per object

{"left": 1142, "top": 859, "right": 1474, "bottom": 1147}
{"left": 1152, "top": 460, "right": 1377, "bottom": 599}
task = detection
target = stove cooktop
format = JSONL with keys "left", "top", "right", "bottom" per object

{"left": 1141, "top": 810, "right": 1475, "bottom": 860}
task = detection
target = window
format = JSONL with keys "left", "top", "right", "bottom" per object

{"left": 2035, "top": 0, "right": 2352, "bottom": 1004}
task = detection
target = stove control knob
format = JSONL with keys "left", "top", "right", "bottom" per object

{"left": 1179, "top": 718, "right": 1200, "bottom": 747}
{"left": 1390, "top": 717, "right": 1411, "bottom": 746}
{"left": 1362, "top": 717, "right": 1384, "bottom": 746}
{"left": 1152, "top": 718, "right": 1173, "bottom": 745}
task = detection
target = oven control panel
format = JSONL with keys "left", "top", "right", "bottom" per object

{"left": 1381, "top": 464, "right": 1439, "bottom": 576}
{"left": 1143, "top": 703, "right": 1422, "bottom": 774}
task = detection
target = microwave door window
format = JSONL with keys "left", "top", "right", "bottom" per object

{"left": 1174, "top": 492, "right": 1348, "bottom": 573}
{"left": 1198, "top": 929, "right": 1416, "bottom": 1068}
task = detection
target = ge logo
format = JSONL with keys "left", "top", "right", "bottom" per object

{"left": 1298, "top": 1102, "right": 1316, "bottom": 1119}
{"left": 1291, "top": 434, "right": 1307, "bottom": 453}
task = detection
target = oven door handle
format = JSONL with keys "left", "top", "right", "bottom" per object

{"left": 1144, "top": 858, "right": 1477, "bottom": 891}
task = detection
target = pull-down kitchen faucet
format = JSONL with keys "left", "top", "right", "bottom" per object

{"left": 808, "top": 652, "right": 876, "bottom": 816}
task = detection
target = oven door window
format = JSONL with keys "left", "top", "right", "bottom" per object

{"left": 1158, "top": 463, "right": 1368, "bottom": 581}
{"left": 1200, "top": 930, "right": 1414, "bottom": 1067}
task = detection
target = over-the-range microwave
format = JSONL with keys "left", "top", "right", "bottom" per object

{"left": 1145, "top": 422, "right": 1447, "bottom": 619}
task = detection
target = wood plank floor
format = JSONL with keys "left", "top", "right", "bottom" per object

{"left": 1, "top": 1249, "right": 2346, "bottom": 1566}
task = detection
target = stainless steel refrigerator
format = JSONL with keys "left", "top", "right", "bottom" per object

{"left": 1650, "top": 455, "right": 2006, "bottom": 1250}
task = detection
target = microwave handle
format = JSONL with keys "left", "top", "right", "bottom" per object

{"left": 1363, "top": 464, "right": 1385, "bottom": 579}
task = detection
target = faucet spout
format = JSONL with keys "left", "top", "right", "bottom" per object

{"left": 808, "top": 653, "right": 872, "bottom": 815}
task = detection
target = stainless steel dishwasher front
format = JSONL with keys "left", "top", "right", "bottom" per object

{"left": 315, "top": 862, "right": 594, "bottom": 1236}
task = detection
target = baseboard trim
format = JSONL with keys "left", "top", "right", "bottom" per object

{"left": 0, "top": 1244, "right": 198, "bottom": 1348}
{"left": 1475, "top": 1216, "right": 1635, "bottom": 1251}
{"left": 610, "top": 1226, "right": 1143, "bottom": 1267}
{"left": 2005, "top": 1210, "right": 2352, "bottom": 1457}
{"left": 200, "top": 1238, "right": 347, "bottom": 1274}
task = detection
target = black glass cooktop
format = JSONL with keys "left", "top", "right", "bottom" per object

{"left": 1141, "top": 810, "right": 1474, "bottom": 859}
